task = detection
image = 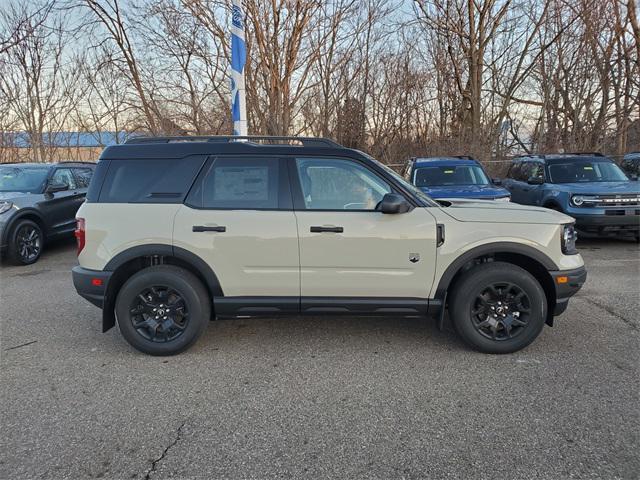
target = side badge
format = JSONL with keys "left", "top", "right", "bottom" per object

{"left": 409, "top": 253, "right": 420, "bottom": 263}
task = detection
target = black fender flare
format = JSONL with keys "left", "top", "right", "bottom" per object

{"left": 104, "top": 243, "right": 223, "bottom": 297}
{"left": 434, "top": 241, "right": 559, "bottom": 299}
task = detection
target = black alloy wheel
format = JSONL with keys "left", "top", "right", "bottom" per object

{"left": 8, "top": 219, "right": 43, "bottom": 265}
{"left": 470, "top": 282, "right": 531, "bottom": 341}
{"left": 129, "top": 285, "right": 190, "bottom": 343}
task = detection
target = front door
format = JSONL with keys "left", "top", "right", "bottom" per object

{"left": 290, "top": 157, "right": 438, "bottom": 311}
{"left": 173, "top": 156, "right": 300, "bottom": 315}
{"left": 40, "top": 168, "right": 84, "bottom": 236}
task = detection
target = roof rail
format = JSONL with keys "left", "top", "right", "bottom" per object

{"left": 57, "top": 161, "right": 96, "bottom": 165}
{"left": 124, "top": 135, "right": 341, "bottom": 148}
{"left": 515, "top": 152, "right": 605, "bottom": 159}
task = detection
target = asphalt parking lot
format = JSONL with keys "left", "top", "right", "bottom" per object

{"left": 1, "top": 238, "right": 638, "bottom": 480}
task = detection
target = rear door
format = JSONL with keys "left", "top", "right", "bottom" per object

{"left": 173, "top": 156, "right": 300, "bottom": 315}
{"left": 290, "top": 156, "right": 438, "bottom": 312}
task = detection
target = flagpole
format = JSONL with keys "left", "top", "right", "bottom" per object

{"left": 231, "top": 0, "right": 247, "bottom": 136}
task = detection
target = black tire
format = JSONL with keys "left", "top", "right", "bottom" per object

{"left": 115, "top": 265, "right": 211, "bottom": 355}
{"left": 449, "top": 262, "right": 547, "bottom": 354}
{"left": 7, "top": 219, "right": 44, "bottom": 265}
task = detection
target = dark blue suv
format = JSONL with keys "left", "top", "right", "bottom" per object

{"left": 502, "top": 153, "right": 640, "bottom": 239}
{"left": 403, "top": 156, "right": 511, "bottom": 201}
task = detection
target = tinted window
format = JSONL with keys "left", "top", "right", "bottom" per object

{"left": 99, "top": 156, "right": 205, "bottom": 203}
{"left": 200, "top": 157, "right": 280, "bottom": 209}
{"left": 51, "top": 168, "right": 77, "bottom": 190}
{"left": 547, "top": 160, "right": 628, "bottom": 183}
{"left": 73, "top": 167, "right": 94, "bottom": 188}
{"left": 296, "top": 157, "right": 391, "bottom": 210}
{"left": 413, "top": 165, "right": 490, "bottom": 187}
{"left": 0, "top": 166, "right": 49, "bottom": 193}
{"left": 520, "top": 162, "right": 544, "bottom": 181}
{"left": 507, "top": 162, "right": 521, "bottom": 180}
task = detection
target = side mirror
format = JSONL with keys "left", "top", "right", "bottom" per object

{"left": 46, "top": 182, "right": 69, "bottom": 193}
{"left": 492, "top": 178, "right": 502, "bottom": 185}
{"left": 527, "top": 177, "right": 544, "bottom": 185}
{"left": 379, "top": 193, "right": 411, "bottom": 214}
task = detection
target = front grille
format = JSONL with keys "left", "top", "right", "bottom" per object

{"left": 594, "top": 194, "right": 640, "bottom": 207}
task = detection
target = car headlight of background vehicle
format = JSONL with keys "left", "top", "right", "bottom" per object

{"left": 561, "top": 223, "right": 578, "bottom": 255}
{"left": 0, "top": 201, "right": 13, "bottom": 214}
{"left": 571, "top": 195, "right": 597, "bottom": 206}
{"left": 494, "top": 196, "right": 511, "bottom": 202}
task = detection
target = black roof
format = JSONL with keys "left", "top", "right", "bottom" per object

{"left": 100, "top": 135, "right": 362, "bottom": 161}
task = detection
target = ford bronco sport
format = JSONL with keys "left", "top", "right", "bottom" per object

{"left": 72, "top": 136, "right": 586, "bottom": 355}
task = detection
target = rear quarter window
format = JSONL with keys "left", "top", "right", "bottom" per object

{"left": 97, "top": 156, "right": 206, "bottom": 203}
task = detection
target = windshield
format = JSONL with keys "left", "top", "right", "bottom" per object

{"left": 547, "top": 160, "right": 629, "bottom": 183}
{"left": 414, "top": 165, "right": 490, "bottom": 187}
{"left": 0, "top": 166, "right": 49, "bottom": 193}
{"left": 357, "top": 152, "right": 439, "bottom": 206}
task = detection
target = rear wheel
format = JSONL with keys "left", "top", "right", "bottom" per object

{"left": 449, "top": 262, "right": 547, "bottom": 354}
{"left": 7, "top": 219, "right": 43, "bottom": 265}
{"left": 115, "top": 265, "right": 210, "bottom": 355}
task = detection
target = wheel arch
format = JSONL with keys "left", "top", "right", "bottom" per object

{"left": 2, "top": 209, "right": 47, "bottom": 247}
{"left": 101, "top": 244, "right": 222, "bottom": 332}
{"left": 436, "top": 242, "right": 558, "bottom": 327}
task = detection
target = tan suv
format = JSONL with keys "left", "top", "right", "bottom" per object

{"left": 72, "top": 136, "right": 586, "bottom": 355}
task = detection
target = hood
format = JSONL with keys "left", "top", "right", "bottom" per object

{"left": 0, "top": 191, "right": 30, "bottom": 201}
{"left": 438, "top": 198, "right": 573, "bottom": 225}
{"left": 551, "top": 181, "right": 640, "bottom": 194}
{"left": 419, "top": 184, "right": 510, "bottom": 199}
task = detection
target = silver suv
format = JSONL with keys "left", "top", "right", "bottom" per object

{"left": 72, "top": 136, "right": 586, "bottom": 355}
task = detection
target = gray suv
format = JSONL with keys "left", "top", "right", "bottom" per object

{"left": 0, "top": 162, "right": 95, "bottom": 265}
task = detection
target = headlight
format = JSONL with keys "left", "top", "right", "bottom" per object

{"left": 571, "top": 195, "right": 597, "bottom": 206}
{"left": 0, "top": 201, "right": 13, "bottom": 214}
{"left": 561, "top": 223, "right": 578, "bottom": 255}
{"left": 494, "top": 196, "right": 511, "bottom": 202}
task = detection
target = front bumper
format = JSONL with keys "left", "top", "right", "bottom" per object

{"left": 570, "top": 211, "right": 639, "bottom": 236}
{"left": 72, "top": 266, "right": 112, "bottom": 308}
{"left": 550, "top": 266, "right": 587, "bottom": 316}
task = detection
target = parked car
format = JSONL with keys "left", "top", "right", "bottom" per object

{"left": 403, "top": 156, "right": 511, "bottom": 201}
{"left": 72, "top": 136, "right": 586, "bottom": 356}
{"left": 502, "top": 153, "right": 640, "bottom": 240}
{"left": 620, "top": 152, "right": 640, "bottom": 178}
{"left": 0, "top": 161, "right": 95, "bottom": 265}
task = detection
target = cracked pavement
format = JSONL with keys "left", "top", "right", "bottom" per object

{"left": 1, "top": 237, "right": 638, "bottom": 479}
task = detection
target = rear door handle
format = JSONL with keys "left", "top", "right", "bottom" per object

{"left": 193, "top": 225, "right": 226, "bottom": 232}
{"left": 310, "top": 226, "right": 344, "bottom": 233}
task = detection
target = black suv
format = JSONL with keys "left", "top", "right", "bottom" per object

{"left": 0, "top": 162, "right": 95, "bottom": 265}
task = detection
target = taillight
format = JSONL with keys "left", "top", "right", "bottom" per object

{"left": 75, "top": 218, "right": 85, "bottom": 255}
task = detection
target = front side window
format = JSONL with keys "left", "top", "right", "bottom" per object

{"left": 547, "top": 159, "right": 629, "bottom": 183}
{"left": 413, "top": 165, "right": 490, "bottom": 187}
{"left": 0, "top": 166, "right": 49, "bottom": 193}
{"left": 520, "top": 162, "right": 544, "bottom": 181}
{"left": 51, "top": 168, "right": 77, "bottom": 190}
{"left": 201, "top": 157, "right": 279, "bottom": 209}
{"left": 296, "top": 158, "right": 391, "bottom": 210}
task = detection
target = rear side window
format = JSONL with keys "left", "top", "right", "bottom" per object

{"left": 507, "top": 162, "right": 521, "bottom": 180}
{"left": 98, "top": 156, "right": 205, "bottom": 203}
{"left": 73, "top": 167, "right": 94, "bottom": 188}
{"left": 197, "top": 157, "right": 280, "bottom": 209}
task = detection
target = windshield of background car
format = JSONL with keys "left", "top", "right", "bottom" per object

{"left": 357, "top": 152, "right": 439, "bottom": 206}
{"left": 547, "top": 159, "right": 629, "bottom": 183}
{"left": 0, "top": 166, "right": 49, "bottom": 193}
{"left": 413, "top": 165, "right": 490, "bottom": 187}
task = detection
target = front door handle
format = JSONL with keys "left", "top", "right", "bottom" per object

{"left": 193, "top": 225, "right": 226, "bottom": 232}
{"left": 310, "top": 226, "right": 344, "bottom": 233}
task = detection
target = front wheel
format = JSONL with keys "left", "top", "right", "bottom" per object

{"left": 8, "top": 219, "right": 44, "bottom": 265}
{"left": 449, "top": 262, "right": 547, "bottom": 354}
{"left": 115, "top": 265, "right": 211, "bottom": 355}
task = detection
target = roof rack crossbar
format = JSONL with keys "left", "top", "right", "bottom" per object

{"left": 124, "top": 135, "right": 341, "bottom": 148}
